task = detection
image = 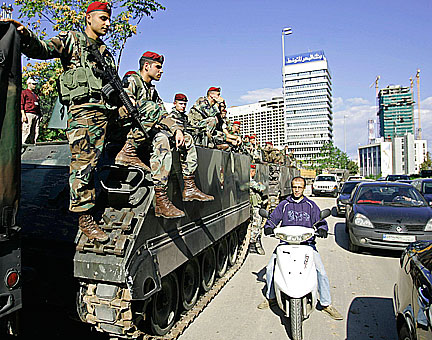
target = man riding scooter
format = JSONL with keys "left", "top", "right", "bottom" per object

{"left": 257, "top": 176, "right": 343, "bottom": 321}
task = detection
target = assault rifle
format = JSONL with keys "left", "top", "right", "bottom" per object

{"left": 85, "top": 42, "right": 151, "bottom": 139}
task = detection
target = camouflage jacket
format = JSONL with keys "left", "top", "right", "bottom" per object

{"left": 170, "top": 107, "right": 189, "bottom": 130}
{"left": 188, "top": 96, "right": 220, "bottom": 127}
{"left": 250, "top": 178, "right": 266, "bottom": 207}
{"left": 21, "top": 30, "right": 116, "bottom": 107}
{"left": 123, "top": 71, "right": 182, "bottom": 134}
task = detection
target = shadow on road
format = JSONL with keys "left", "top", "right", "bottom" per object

{"left": 346, "top": 296, "right": 397, "bottom": 340}
{"left": 252, "top": 266, "right": 266, "bottom": 283}
{"left": 334, "top": 223, "right": 402, "bottom": 258}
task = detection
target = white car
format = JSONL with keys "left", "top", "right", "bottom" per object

{"left": 312, "top": 174, "right": 339, "bottom": 197}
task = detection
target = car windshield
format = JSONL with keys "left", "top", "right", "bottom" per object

{"left": 423, "top": 182, "right": 432, "bottom": 195}
{"left": 341, "top": 182, "right": 360, "bottom": 194}
{"left": 355, "top": 185, "right": 427, "bottom": 207}
{"left": 387, "top": 175, "right": 410, "bottom": 181}
{"left": 316, "top": 176, "right": 335, "bottom": 181}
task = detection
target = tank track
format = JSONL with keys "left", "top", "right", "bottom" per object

{"left": 80, "top": 222, "right": 252, "bottom": 340}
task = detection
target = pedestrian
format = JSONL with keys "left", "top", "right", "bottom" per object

{"left": 249, "top": 164, "right": 266, "bottom": 255}
{"left": 257, "top": 176, "right": 343, "bottom": 321}
{"left": 6, "top": 1, "right": 119, "bottom": 242}
{"left": 21, "top": 77, "right": 41, "bottom": 144}
{"left": 120, "top": 53, "right": 214, "bottom": 219}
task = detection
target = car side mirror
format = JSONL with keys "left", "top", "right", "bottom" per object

{"left": 320, "top": 208, "right": 331, "bottom": 220}
{"left": 259, "top": 208, "right": 269, "bottom": 218}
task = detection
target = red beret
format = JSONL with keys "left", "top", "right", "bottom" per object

{"left": 140, "top": 51, "right": 164, "bottom": 64}
{"left": 265, "top": 142, "right": 273, "bottom": 145}
{"left": 125, "top": 71, "right": 137, "bottom": 76}
{"left": 250, "top": 164, "right": 256, "bottom": 169}
{"left": 86, "top": 1, "right": 111, "bottom": 15}
{"left": 174, "top": 93, "right": 188, "bottom": 102}
{"left": 208, "top": 87, "right": 221, "bottom": 92}
{"left": 233, "top": 121, "right": 241, "bottom": 125}
{"left": 249, "top": 135, "right": 256, "bottom": 139}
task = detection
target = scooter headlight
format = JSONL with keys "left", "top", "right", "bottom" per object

{"left": 275, "top": 232, "right": 314, "bottom": 243}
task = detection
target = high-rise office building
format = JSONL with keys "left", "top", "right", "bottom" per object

{"left": 283, "top": 50, "right": 333, "bottom": 165}
{"left": 227, "top": 97, "right": 285, "bottom": 148}
{"left": 378, "top": 85, "right": 414, "bottom": 140}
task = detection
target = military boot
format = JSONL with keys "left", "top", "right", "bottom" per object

{"left": 115, "top": 141, "right": 151, "bottom": 171}
{"left": 255, "top": 236, "right": 265, "bottom": 255}
{"left": 154, "top": 186, "right": 185, "bottom": 219}
{"left": 78, "top": 214, "right": 109, "bottom": 243}
{"left": 182, "top": 175, "right": 214, "bottom": 202}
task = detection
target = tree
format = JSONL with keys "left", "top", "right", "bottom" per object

{"left": 421, "top": 152, "right": 432, "bottom": 171}
{"left": 17, "top": 0, "right": 165, "bottom": 141}
{"left": 314, "top": 141, "right": 351, "bottom": 171}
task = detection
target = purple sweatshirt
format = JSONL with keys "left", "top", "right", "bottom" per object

{"left": 264, "top": 195, "right": 328, "bottom": 248}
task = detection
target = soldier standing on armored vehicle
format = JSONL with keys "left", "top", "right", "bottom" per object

{"left": 120, "top": 52, "right": 214, "bottom": 219}
{"left": 249, "top": 164, "right": 266, "bottom": 255}
{"left": 4, "top": 1, "right": 123, "bottom": 243}
{"left": 249, "top": 135, "right": 262, "bottom": 163}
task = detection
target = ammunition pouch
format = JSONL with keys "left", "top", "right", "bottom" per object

{"left": 57, "top": 66, "right": 103, "bottom": 106}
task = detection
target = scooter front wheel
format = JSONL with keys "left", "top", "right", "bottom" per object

{"left": 288, "top": 298, "right": 303, "bottom": 340}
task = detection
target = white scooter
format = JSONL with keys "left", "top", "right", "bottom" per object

{"left": 259, "top": 208, "right": 331, "bottom": 340}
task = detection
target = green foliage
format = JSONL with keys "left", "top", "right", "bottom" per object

{"left": 17, "top": 0, "right": 165, "bottom": 142}
{"left": 313, "top": 142, "right": 351, "bottom": 171}
{"left": 421, "top": 152, "right": 432, "bottom": 171}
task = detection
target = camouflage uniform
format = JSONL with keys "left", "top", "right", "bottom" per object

{"left": 187, "top": 96, "right": 219, "bottom": 137}
{"left": 22, "top": 30, "right": 116, "bottom": 212}
{"left": 250, "top": 178, "right": 266, "bottom": 243}
{"left": 122, "top": 72, "right": 185, "bottom": 186}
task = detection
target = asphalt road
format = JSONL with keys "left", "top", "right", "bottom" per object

{"left": 180, "top": 195, "right": 400, "bottom": 340}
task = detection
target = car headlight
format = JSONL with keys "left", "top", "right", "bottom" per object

{"left": 425, "top": 218, "right": 432, "bottom": 231}
{"left": 354, "top": 213, "right": 374, "bottom": 228}
{"left": 275, "top": 232, "right": 314, "bottom": 243}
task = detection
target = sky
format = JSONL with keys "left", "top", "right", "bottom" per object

{"left": 21, "top": 0, "right": 432, "bottom": 158}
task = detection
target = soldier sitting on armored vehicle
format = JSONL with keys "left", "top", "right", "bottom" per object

{"left": 4, "top": 1, "right": 122, "bottom": 243}
{"left": 120, "top": 51, "right": 214, "bottom": 219}
{"left": 188, "top": 86, "right": 224, "bottom": 148}
{"left": 214, "top": 98, "right": 242, "bottom": 151}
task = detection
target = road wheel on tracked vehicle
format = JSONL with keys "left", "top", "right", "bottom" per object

{"left": 216, "top": 238, "right": 228, "bottom": 277}
{"left": 201, "top": 247, "right": 216, "bottom": 292}
{"left": 180, "top": 257, "right": 200, "bottom": 311}
{"left": 150, "top": 272, "right": 179, "bottom": 336}
{"left": 228, "top": 231, "right": 239, "bottom": 266}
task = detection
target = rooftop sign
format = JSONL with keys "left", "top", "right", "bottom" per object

{"left": 285, "top": 50, "right": 325, "bottom": 65}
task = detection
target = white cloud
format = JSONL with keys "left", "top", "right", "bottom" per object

{"left": 346, "top": 97, "right": 371, "bottom": 105}
{"left": 239, "top": 88, "right": 282, "bottom": 103}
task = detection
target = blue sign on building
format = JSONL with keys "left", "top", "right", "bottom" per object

{"left": 285, "top": 50, "right": 325, "bottom": 65}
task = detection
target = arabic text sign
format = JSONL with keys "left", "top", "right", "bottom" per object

{"left": 285, "top": 50, "right": 325, "bottom": 65}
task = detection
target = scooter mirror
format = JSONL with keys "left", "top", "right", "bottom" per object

{"left": 259, "top": 208, "right": 269, "bottom": 218}
{"left": 320, "top": 208, "right": 331, "bottom": 220}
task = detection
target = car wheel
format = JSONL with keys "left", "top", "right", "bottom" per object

{"left": 348, "top": 233, "right": 360, "bottom": 253}
{"left": 398, "top": 322, "right": 414, "bottom": 340}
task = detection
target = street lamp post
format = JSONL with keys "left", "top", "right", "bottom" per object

{"left": 344, "top": 115, "right": 348, "bottom": 154}
{"left": 281, "top": 27, "right": 292, "bottom": 76}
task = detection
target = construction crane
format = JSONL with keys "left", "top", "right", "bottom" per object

{"left": 369, "top": 75, "right": 380, "bottom": 97}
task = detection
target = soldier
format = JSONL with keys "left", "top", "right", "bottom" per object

{"left": 120, "top": 52, "right": 214, "bottom": 219}
{"left": 249, "top": 135, "right": 262, "bottom": 163}
{"left": 249, "top": 164, "right": 266, "bottom": 255}
{"left": 188, "top": 87, "right": 222, "bottom": 145}
{"left": 262, "top": 142, "right": 274, "bottom": 163}
{"left": 5, "top": 1, "right": 119, "bottom": 242}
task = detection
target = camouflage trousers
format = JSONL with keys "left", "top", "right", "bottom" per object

{"left": 150, "top": 131, "right": 197, "bottom": 187}
{"left": 66, "top": 105, "right": 108, "bottom": 213}
{"left": 194, "top": 116, "right": 217, "bottom": 136}
{"left": 250, "top": 206, "right": 263, "bottom": 243}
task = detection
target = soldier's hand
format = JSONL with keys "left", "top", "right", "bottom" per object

{"left": 175, "top": 129, "right": 185, "bottom": 148}
{"left": 1, "top": 19, "right": 29, "bottom": 36}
